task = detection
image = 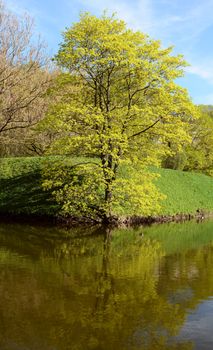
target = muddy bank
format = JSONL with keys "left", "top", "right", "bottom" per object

{"left": 107, "top": 210, "right": 212, "bottom": 227}
{"left": 0, "top": 212, "right": 100, "bottom": 228}
{"left": 0, "top": 209, "right": 213, "bottom": 228}
{"left": 53, "top": 208, "right": 213, "bottom": 228}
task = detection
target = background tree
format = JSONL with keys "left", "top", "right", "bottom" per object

{"left": 0, "top": 0, "right": 52, "bottom": 155}
{"left": 162, "top": 105, "right": 213, "bottom": 174}
{"left": 42, "top": 13, "right": 198, "bottom": 220}
{"left": 183, "top": 106, "right": 213, "bottom": 175}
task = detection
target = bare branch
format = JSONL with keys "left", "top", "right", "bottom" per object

{"left": 0, "top": 0, "right": 52, "bottom": 135}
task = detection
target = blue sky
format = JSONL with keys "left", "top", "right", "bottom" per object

{"left": 6, "top": 0, "right": 213, "bottom": 105}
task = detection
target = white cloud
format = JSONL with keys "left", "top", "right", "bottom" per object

{"left": 6, "top": 0, "right": 62, "bottom": 27}
{"left": 73, "top": 0, "right": 153, "bottom": 33}
{"left": 186, "top": 63, "right": 213, "bottom": 85}
{"left": 6, "top": 0, "right": 37, "bottom": 16}
{"left": 8, "top": 0, "right": 213, "bottom": 47}
{"left": 75, "top": 0, "right": 213, "bottom": 37}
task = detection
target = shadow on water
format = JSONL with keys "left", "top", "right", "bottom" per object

{"left": 0, "top": 220, "right": 212, "bottom": 349}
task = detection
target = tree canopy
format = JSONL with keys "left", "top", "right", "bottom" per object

{"left": 42, "top": 13, "right": 198, "bottom": 221}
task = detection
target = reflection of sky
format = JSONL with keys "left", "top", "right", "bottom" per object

{"left": 168, "top": 287, "right": 194, "bottom": 304}
{"left": 173, "top": 298, "right": 213, "bottom": 350}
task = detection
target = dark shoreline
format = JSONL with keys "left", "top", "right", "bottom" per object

{"left": 0, "top": 209, "right": 212, "bottom": 228}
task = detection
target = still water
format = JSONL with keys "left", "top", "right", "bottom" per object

{"left": 0, "top": 220, "right": 213, "bottom": 350}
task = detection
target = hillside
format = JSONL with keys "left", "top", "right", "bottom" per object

{"left": 152, "top": 167, "right": 213, "bottom": 215}
{"left": 0, "top": 157, "right": 213, "bottom": 218}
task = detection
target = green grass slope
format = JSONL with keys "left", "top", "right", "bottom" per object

{"left": 0, "top": 157, "right": 213, "bottom": 217}
{"left": 0, "top": 157, "right": 59, "bottom": 216}
{"left": 153, "top": 167, "right": 213, "bottom": 215}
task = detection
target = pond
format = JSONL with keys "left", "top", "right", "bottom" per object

{"left": 0, "top": 220, "right": 213, "bottom": 349}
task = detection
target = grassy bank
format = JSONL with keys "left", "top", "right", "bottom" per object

{"left": 152, "top": 167, "right": 213, "bottom": 215}
{"left": 0, "top": 157, "right": 59, "bottom": 217}
{"left": 0, "top": 157, "right": 213, "bottom": 218}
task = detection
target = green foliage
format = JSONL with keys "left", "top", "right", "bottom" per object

{"left": 162, "top": 148, "right": 188, "bottom": 170}
{"left": 113, "top": 162, "right": 166, "bottom": 215}
{"left": 42, "top": 158, "right": 106, "bottom": 219}
{"left": 162, "top": 105, "right": 213, "bottom": 174}
{"left": 184, "top": 107, "right": 213, "bottom": 175}
{"left": 41, "top": 12, "right": 198, "bottom": 219}
{"left": 42, "top": 158, "right": 165, "bottom": 217}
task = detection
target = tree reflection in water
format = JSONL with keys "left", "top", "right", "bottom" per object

{"left": 0, "top": 220, "right": 212, "bottom": 349}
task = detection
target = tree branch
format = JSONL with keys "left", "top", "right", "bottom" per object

{"left": 128, "top": 118, "right": 161, "bottom": 139}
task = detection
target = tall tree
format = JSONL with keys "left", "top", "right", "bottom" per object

{"left": 43, "top": 13, "right": 198, "bottom": 221}
{"left": 0, "top": 0, "right": 51, "bottom": 136}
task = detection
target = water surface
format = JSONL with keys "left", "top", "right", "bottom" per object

{"left": 0, "top": 220, "right": 213, "bottom": 349}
